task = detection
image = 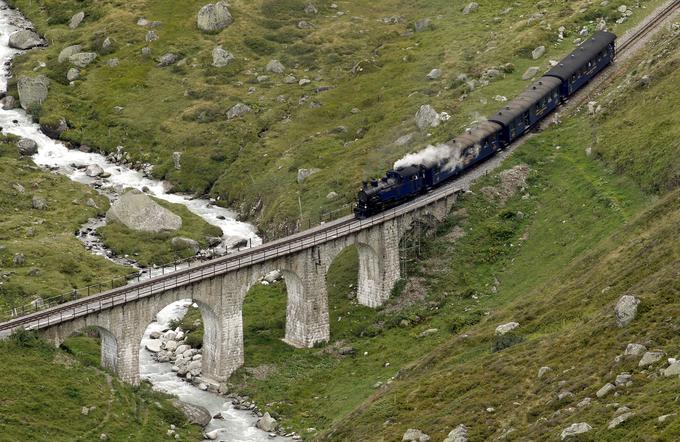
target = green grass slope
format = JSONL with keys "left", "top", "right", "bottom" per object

{"left": 214, "top": 26, "right": 680, "bottom": 439}
{"left": 6, "top": 0, "right": 664, "bottom": 233}
{"left": 0, "top": 331, "right": 203, "bottom": 441}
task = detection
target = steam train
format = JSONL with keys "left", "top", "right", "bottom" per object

{"left": 354, "top": 31, "right": 616, "bottom": 219}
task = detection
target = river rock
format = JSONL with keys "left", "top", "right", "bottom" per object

{"left": 149, "top": 331, "right": 161, "bottom": 339}
{"left": 85, "top": 164, "right": 104, "bottom": 177}
{"left": 175, "top": 344, "right": 190, "bottom": 355}
{"left": 69, "top": 52, "right": 97, "bottom": 68}
{"left": 106, "top": 190, "right": 182, "bottom": 232}
{"left": 256, "top": 412, "right": 278, "bottom": 432}
{"left": 443, "top": 424, "right": 468, "bottom": 442}
{"left": 17, "top": 75, "right": 49, "bottom": 110}
{"left": 69, "top": 11, "right": 85, "bottom": 29}
{"left": 17, "top": 138, "right": 38, "bottom": 155}
{"left": 145, "top": 340, "right": 162, "bottom": 353}
{"left": 197, "top": 1, "right": 233, "bottom": 33}
{"left": 164, "top": 340, "right": 178, "bottom": 352}
{"left": 8, "top": 30, "right": 43, "bottom": 50}
{"left": 171, "top": 237, "right": 200, "bottom": 254}
{"left": 58, "top": 45, "right": 82, "bottom": 63}
{"left": 415, "top": 104, "right": 440, "bottom": 130}
{"left": 266, "top": 59, "right": 285, "bottom": 74}
{"left": 212, "top": 46, "right": 234, "bottom": 67}
{"left": 615, "top": 295, "right": 639, "bottom": 327}
{"left": 560, "top": 423, "right": 592, "bottom": 439}
{"left": 172, "top": 399, "right": 212, "bottom": 426}
{"left": 1, "top": 95, "right": 16, "bottom": 110}
{"left": 188, "top": 360, "right": 202, "bottom": 376}
{"left": 402, "top": 428, "right": 430, "bottom": 441}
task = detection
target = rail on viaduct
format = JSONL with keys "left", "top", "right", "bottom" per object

{"left": 0, "top": 188, "right": 459, "bottom": 385}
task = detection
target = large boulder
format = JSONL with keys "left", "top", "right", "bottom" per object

{"left": 1, "top": 95, "right": 17, "bottom": 110}
{"left": 415, "top": 104, "right": 440, "bottom": 130}
{"left": 615, "top": 295, "right": 639, "bottom": 327}
{"left": 171, "top": 400, "right": 212, "bottom": 426}
{"left": 17, "top": 75, "right": 49, "bottom": 110}
{"left": 106, "top": 190, "right": 182, "bottom": 232}
{"left": 197, "top": 2, "right": 233, "bottom": 33}
{"left": 17, "top": 138, "right": 38, "bottom": 156}
{"left": 495, "top": 322, "right": 519, "bottom": 336}
{"left": 8, "top": 30, "right": 43, "bottom": 50}
{"left": 171, "top": 237, "right": 200, "bottom": 254}
{"left": 68, "top": 52, "right": 97, "bottom": 68}
{"left": 256, "top": 412, "right": 278, "bottom": 432}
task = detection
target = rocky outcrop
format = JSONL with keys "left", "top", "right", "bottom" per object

{"left": 17, "top": 75, "right": 49, "bottom": 110}
{"left": 256, "top": 412, "right": 278, "bottom": 432}
{"left": 560, "top": 423, "right": 592, "bottom": 440}
{"left": 197, "top": 2, "right": 233, "bottom": 33}
{"left": 69, "top": 52, "right": 97, "bottom": 68}
{"left": 212, "top": 46, "right": 234, "bottom": 67}
{"left": 226, "top": 103, "right": 251, "bottom": 119}
{"left": 69, "top": 11, "right": 85, "bottom": 29}
{"left": 415, "top": 104, "right": 440, "bottom": 130}
{"left": 106, "top": 190, "right": 182, "bottom": 232}
{"left": 171, "top": 400, "right": 211, "bottom": 426}
{"left": 8, "top": 30, "right": 43, "bottom": 50}
{"left": 443, "top": 424, "right": 468, "bottom": 442}
{"left": 17, "top": 138, "right": 38, "bottom": 156}
{"left": 402, "top": 428, "right": 430, "bottom": 441}
{"left": 266, "top": 59, "right": 285, "bottom": 74}
{"left": 58, "top": 45, "right": 82, "bottom": 63}
{"left": 615, "top": 295, "right": 639, "bottom": 327}
{"left": 171, "top": 237, "right": 200, "bottom": 254}
{"left": 495, "top": 322, "right": 519, "bottom": 335}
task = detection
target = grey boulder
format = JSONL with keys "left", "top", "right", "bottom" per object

{"left": 17, "top": 75, "right": 49, "bottom": 110}
{"left": 8, "top": 30, "right": 43, "bottom": 50}
{"left": 69, "top": 11, "right": 85, "bottom": 29}
{"left": 106, "top": 190, "right": 182, "bottom": 232}
{"left": 197, "top": 1, "right": 233, "bottom": 33}
{"left": 615, "top": 294, "right": 640, "bottom": 327}
{"left": 227, "top": 103, "right": 251, "bottom": 119}
{"left": 17, "top": 138, "right": 38, "bottom": 156}
{"left": 256, "top": 412, "right": 278, "bottom": 432}
{"left": 266, "top": 59, "right": 285, "bottom": 74}
{"left": 212, "top": 46, "right": 234, "bottom": 67}
{"left": 58, "top": 45, "right": 82, "bottom": 63}
{"left": 171, "top": 237, "right": 200, "bottom": 255}
{"left": 69, "top": 52, "right": 97, "bottom": 68}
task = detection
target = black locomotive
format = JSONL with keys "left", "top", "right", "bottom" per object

{"left": 355, "top": 31, "right": 616, "bottom": 219}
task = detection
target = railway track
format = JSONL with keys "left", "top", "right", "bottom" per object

{"left": 2, "top": 0, "right": 679, "bottom": 335}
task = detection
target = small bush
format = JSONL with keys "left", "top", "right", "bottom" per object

{"left": 10, "top": 328, "right": 41, "bottom": 348}
{"left": 491, "top": 333, "right": 524, "bottom": 352}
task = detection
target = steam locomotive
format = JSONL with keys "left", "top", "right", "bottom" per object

{"left": 355, "top": 31, "right": 616, "bottom": 219}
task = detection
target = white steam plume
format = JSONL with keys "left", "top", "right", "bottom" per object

{"left": 393, "top": 142, "right": 467, "bottom": 172}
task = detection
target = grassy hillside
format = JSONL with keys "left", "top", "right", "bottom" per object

{"left": 214, "top": 26, "right": 680, "bottom": 439}
{"left": 0, "top": 135, "right": 128, "bottom": 313}
{"left": 7, "top": 0, "right": 664, "bottom": 234}
{"left": 0, "top": 331, "right": 203, "bottom": 441}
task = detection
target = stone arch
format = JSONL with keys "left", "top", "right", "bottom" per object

{"left": 138, "top": 296, "right": 221, "bottom": 382}
{"left": 356, "top": 242, "right": 382, "bottom": 307}
{"left": 50, "top": 323, "right": 119, "bottom": 374}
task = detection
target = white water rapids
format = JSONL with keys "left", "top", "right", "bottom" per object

{"left": 0, "top": 2, "right": 282, "bottom": 440}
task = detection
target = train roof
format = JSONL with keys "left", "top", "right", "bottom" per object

{"left": 487, "top": 76, "right": 562, "bottom": 127}
{"left": 544, "top": 31, "right": 616, "bottom": 82}
{"left": 452, "top": 121, "right": 502, "bottom": 149}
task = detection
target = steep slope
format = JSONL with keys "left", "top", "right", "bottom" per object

{"left": 7, "top": 0, "right": 664, "bottom": 233}
{"left": 0, "top": 331, "right": 203, "bottom": 441}
{"left": 216, "top": 25, "right": 680, "bottom": 439}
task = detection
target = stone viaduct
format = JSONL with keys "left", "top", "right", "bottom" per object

{"left": 0, "top": 189, "right": 459, "bottom": 386}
